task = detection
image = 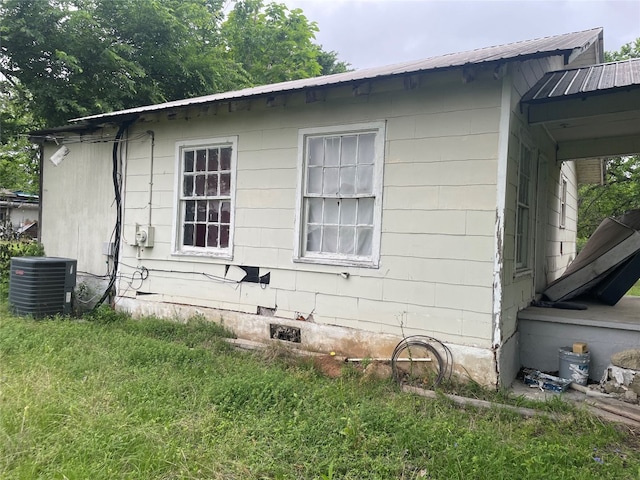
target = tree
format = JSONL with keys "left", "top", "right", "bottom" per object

{"left": 0, "top": 82, "right": 40, "bottom": 194}
{"left": 577, "top": 38, "right": 640, "bottom": 243}
{"left": 223, "top": 0, "right": 345, "bottom": 84}
{"left": 0, "top": 0, "right": 250, "bottom": 127}
{"left": 0, "top": 0, "right": 349, "bottom": 128}
{"left": 605, "top": 38, "right": 640, "bottom": 62}
{"left": 578, "top": 156, "right": 640, "bottom": 239}
{"left": 0, "top": 0, "right": 348, "bottom": 193}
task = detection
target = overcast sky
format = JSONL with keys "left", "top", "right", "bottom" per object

{"left": 281, "top": 0, "right": 640, "bottom": 69}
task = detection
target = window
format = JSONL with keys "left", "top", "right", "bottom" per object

{"left": 559, "top": 175, "right": 568, "bottom": 229}
{"left": 174, "top": 137, "right": 237, "bottom": 257}
{"left": 295, "top": 122, "right": 385, "bottom": 267}
{"left": 515, "top": 141, "right": 535, "bottom": 270}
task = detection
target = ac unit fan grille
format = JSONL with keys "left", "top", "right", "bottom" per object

{"left": 9, "top": 257, "right": 77, "bottom": 317}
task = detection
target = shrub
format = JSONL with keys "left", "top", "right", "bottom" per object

{"left": 0, "top": 240, "right": 45, "bottom": 298}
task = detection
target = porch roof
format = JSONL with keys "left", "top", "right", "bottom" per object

{"left": 522, "top": 58, "right": 640, "bottom": 160}
{"left": 522, "top": 58, "right": 640, "bottom": 102}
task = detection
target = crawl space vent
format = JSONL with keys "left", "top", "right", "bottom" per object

{"left": 9, "top": 257, "right": 77, "bottom": 317}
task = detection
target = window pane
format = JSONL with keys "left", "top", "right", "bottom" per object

{"left": 220, "top": 173, "right": 231, "bottom": 196}
{"left": 184, "top": 151, "right": 194, "bottom": 172}
{"left": 183, "top": 176, "right": 194, "bottom": 196}
{"left": 195, "top": 223, "right": 206, "bottom": 247}
{"left": 356, "top": 227, "right": 373, "bottom": 256}
{"left": 308, "top": 137, "right": 323, "bottom": 166}
{"left": 196, "top": 149, "right": 207, "bottom": 171}
{"left": 308, "top": 198, "right": 323, "bottom": 224}
{"left": 307, "top": 167, "right": 323, "bottom": 194}
{"left": 357, "top": 133, "right": 375, "bottom": 164}
{"left": 180, "top": 142, "right": 235, "bottom": 253}
{"left": 306, "top": 225, "right": 321, "bottom": 252}
{"left": 341, "top": 135, "right": 357, "bottom": 165}
{"left": 185, "top": 200, "right": 196, "bottom": 222}
{"left": 195, "top": 175, "right": 205, "bottom": 196}
{"left": 338, "top": 226, "right": 355, "bottom": 255}
{"left": 208, "top": 148, "right": 219, "bottom": 171}
{"left": 517, "top": 207, "right": 529, "bottom": 264}
{"left": 220, "top": 147, "right": 232, "bottom": 170}
{"left": 220, "top": 225, "right": 230, "bottom": 248}
{"left": 340, "top": 199, "right": 357, "bottom": 225}
{"left": 183, "top": 224, "right": 194, "bottom": 246}
{"left": 207, "top": 225, "right": 219, "bottom": 248}
{"left": 220, "top": 201, "right": 231, "bottom": 223}
{"left": 206, "top": 174, "right": 218, "bottom": 196}
{"left": 196, "top": 200, "right": 207, "bottom": 222}
{"left": 322, "top": 226, "right": 339, "bottom": 253}
{"left": 325, "top": 137, "right": 340, "bottom": 166}
{"left": 358, "top": 198, "right": 374, "bottom": 225}
{"left": 323, "top": 168, "right": 339, "bottom": 195}
{"left": 357, "top": 165, "right": 374, "bottom": 194}
{"left": 340, "top": 166, "right": 356, "bottom": 194}
{"left": 324, "top": 199, "right": 339, "bottom": 224}
{"left": 208, "top": 200, "right": 219, "bottom": 222}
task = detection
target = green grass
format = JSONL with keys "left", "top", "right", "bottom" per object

{"left": 627, "top": 280, "right": 640, "bottom": 297}
{"left": 1, "top": 307, "right": 639, "bottom": 479}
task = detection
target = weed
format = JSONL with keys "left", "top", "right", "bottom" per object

{"left": 83, "top": 304, "right": 130, "bottom": 323}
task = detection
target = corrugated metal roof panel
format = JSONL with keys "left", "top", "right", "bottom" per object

{"left": 615, "top": 61, "right": 632, "bottom": 87}
{"left": 632, "top": 60, "right": 640, "bottom": 84}
{"left": 598, "top": 63, "right": 617, "bottom": 89}
{"left": 523, "top": 57, "right": 640, "bottom": 102}
{"left": 71, "top": 28, "right": 602, "bottom": 124}
{"left": 583, "top": 64, "right": 603, "bottom": 92}
{"left": 565, "top": 68, "right": 590, "bottom": 95}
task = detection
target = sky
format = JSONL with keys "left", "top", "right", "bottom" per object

{"left": 280, "top": 0, "right": 640, "bottom": 69}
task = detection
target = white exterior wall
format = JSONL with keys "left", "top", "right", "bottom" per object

{"left": 108, "top": 70, "right": 503, "bottom": 384}
{"left": 497, "top": 57, "right": 580, "bottom": 384}
{"left": 41, "top": 129, "right": 119, "bottom": 275}
{"left": 6, "top": 204, "right": 38, "bottom": 229}
{"left": 546, "top": 161, "right": 578, "bottom": 282}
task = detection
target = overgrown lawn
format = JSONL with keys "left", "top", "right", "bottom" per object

{"left": 1, "top": 308, "right": 639, "bottom": 479}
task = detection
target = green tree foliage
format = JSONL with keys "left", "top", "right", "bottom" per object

{"left": 578, "top": 157, "right": 640, "bottom": 238}
{"left": 222, "top": 0, "right": 347, "bottom": 83}
{"left": 604, "top": 37, "right": 640, "bottom": 62}
{"left": 0, "top": 82, "right": 40, "bottom": 193}
{"left": 0, "top": 0, "right": 348, "bottom": 192}
{"left": 0, "top": 0, "right": 348, "bottom": 128}
{"left": 578, "top": 38, "right": 640, "bottom": 242}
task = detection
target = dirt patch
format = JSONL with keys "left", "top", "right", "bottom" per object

{"left": 313, "top": 355, "right": 344, "bottom": 378}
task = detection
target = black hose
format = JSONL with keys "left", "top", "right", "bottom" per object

{"left": 391, "top": 335, "right": 453, "bottom": 388}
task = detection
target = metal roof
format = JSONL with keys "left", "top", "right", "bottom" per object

{"left": 522, "top": 57, "right": 640, "bottom": 103}
{"left": 72, "top": 27, "right": 602, "bottom": 124}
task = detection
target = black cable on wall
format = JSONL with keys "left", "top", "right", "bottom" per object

{"left": 93, "top": 119, "right": 136, "bottom": 310}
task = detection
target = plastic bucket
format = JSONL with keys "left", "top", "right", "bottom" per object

{"left": 558, "top": 347, "right": 590, "bottom": 385}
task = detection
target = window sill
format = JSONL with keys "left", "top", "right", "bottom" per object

{"left": 513, "top": 268, "right": 533, "bottom": 279}
{"left": 293, "top": 255, "right": 379, "bottom": 269}
{"left": 171, "top": 250, "right": 233, "bottom": 261}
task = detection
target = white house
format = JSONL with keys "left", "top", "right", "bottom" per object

{"left": 32, "top": 28, "right": 640, "bottom": 387}
{"left": 0, "top": 190, "right": 38, "bottom": 238}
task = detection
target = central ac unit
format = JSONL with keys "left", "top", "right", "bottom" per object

{"left": 9, "top": 257, "right": 77, "bottom": 317}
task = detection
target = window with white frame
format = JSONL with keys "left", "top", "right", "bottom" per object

{"left": 174, "top": 137, "right": 237, "bottom": 257}
{"left": 515, "top": 141, "right": 534, "bottom": 270}
{"left": 559, "top": 175, "right": 568, "bottom": 229}
{"left": 295, "top": 122, "right": 385, "bottom": 267}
